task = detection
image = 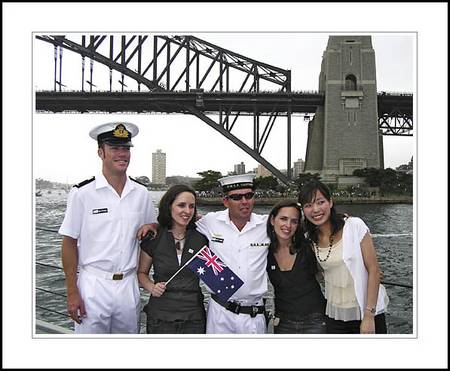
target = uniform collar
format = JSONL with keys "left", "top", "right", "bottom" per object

{"left": 217, "top": 209, "right": 264, "bottom": 229}
{"left": 95, "top": 172, "right": 110, "bottom": 189}
{"left": 95, "top": 172, "right": 135, "bottom": 198}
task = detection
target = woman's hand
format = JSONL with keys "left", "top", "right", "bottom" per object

{"left": 150, "top": 282, "right": 166, "bottom": 297}
{"left": 360, "top": 314, "right": 376, "bottom": 334}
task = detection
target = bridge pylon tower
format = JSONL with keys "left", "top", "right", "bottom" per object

{"left": 304, "top": 35, "right": 383, "bottom": 183}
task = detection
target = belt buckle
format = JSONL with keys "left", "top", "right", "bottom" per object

{"left": 112, "top": 273, "right": 124, "bottom": 280}
{"left": 226, "top": 301, "right": 241, "bottom": 314}
{"left": 250, "top": 306, "right": 259, "bottom": 318}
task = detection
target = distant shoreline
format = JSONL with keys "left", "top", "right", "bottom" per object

{"left": 197, "top": 196, "right": 413, "bottom": 206}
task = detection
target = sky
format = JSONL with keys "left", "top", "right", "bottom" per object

{"left": 32, "top": 32, "right": 415, "bottom": 184}
{"left": 3, "top": 2, "right": 448, "bottom": 369}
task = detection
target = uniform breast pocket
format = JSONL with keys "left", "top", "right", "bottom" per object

{"left": 87, "top": 213, "right": 114, "bottom": 242}
{"left": 126, "top": 211, "right": 144, "bottom": 236}
{"left": 247, "top": 246, "right": 267, "bottom": 272}
{"left": 209, "top": 240, "right": 225, "bottom": 254}
{"left": 208, "top": 242, "right": 229, "bottom": 266}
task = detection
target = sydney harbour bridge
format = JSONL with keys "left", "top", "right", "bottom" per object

{"left": 35, "top": 34, "right": 413, "bottom": 185}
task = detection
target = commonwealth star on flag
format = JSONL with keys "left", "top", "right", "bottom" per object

{"left": 186, "top": 246, "right": 244, "bottom": 302}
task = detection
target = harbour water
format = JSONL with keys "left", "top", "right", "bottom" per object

{"left": 35, "top": 190, "right": 413, "bottom": 334}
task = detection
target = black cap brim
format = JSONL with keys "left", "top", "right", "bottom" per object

{"left": 102, "top": 140, "right": 134, "bottom": 147}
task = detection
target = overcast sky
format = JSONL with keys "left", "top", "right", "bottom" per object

{"left": 3, "top": 3, "right": 448, "bottom": 369}
{"left": 33, "top": 32, "right": 415, "bottom": 184}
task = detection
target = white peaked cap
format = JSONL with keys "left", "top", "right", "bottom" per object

{"left": 218, "top": 173, "right": 256, "bottom": 192}
{"left": 89, "top": 122, "right": 139, "bottom": 147}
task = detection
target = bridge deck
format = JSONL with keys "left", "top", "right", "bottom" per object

{"left": 36, "top": 91, "right": 324, "bottom": 114}
{"left": 36, "top": 90, "right": 412, "bottom": 116}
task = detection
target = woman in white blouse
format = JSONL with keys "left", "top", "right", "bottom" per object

{"left": 297, "top": 180, "right": 389, "bottom": 334}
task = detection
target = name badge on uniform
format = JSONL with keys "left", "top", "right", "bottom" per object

{"left": 250, "top": 242, "right": 270, "bottom": 247}
{"left": 211, "top": 234, "right": 224, "bottom": 243}
{"left": 92, "top": 208, "right": 108, "bottom": 214}
{"left": 188, "top": 249, "right": 194, "bottom": 254}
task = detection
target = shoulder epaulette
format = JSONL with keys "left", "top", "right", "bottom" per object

{"left": 129, "top": 176, "right": 147, "bottom": 187}
{"left": 73, "top": 176, "right": 95, "bottom": 188}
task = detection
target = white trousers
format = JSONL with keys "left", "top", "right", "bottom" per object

{"left": 206, "top": 299, "right": 266, "bottom": 334}
{"left": 75, "top": 270, "right": 140, "bottom": 334}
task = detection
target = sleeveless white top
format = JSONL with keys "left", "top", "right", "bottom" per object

{"left": 317, "top": 239, "right": 361, "bottom": 321}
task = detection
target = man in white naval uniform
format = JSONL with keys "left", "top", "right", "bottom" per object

{"left": 195, "top": 174, "right": 270, "bottom": 334}
{"left": 59, "top": 122, "right": 156, "bottom": 334}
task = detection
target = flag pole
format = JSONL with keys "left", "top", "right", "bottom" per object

{"left": 165, "top": 245, "right": 206, "bottom": 286}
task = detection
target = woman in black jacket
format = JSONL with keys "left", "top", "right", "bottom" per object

{"left": 138, "top": 184, "right": 208, "bottom": 334}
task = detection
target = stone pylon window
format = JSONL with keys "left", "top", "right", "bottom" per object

{"left": 345, "top": 74, "right": 357, "bottom": 90}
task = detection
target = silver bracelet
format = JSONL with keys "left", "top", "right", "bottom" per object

{"left": 365, "top": 306, "right": 376, "bottom": 314}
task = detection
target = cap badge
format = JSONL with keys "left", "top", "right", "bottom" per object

{"left": 113, "top": 124, "right": 130, "bottom": 139}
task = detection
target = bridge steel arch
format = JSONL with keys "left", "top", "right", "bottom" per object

{"left": 35, "top": 34, "right": 413, "bottom": 185}
{"left": 36, "top": 34, "right": 296, "bottom": 184}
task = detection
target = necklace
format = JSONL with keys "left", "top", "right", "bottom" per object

{"left": 314, "top": 234, "right": 334, "bottom": 262}
{"left": 171, "top": 231, "right": 186, "bottom": 251}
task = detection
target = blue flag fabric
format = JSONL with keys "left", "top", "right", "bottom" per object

{"left": 186, "top": 246, "right": 244, "bottom": 302}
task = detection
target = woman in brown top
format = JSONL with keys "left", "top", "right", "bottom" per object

{"left": 138, "top": 184, "right": 208, "bottom": 334}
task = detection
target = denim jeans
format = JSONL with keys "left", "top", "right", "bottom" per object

{"left": 274, "top": 312, "right": 327, "bottom": 334}
{"left": 146, "top": 318, "right": 206, "bottom": 334}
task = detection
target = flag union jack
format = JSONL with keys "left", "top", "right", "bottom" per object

{"left": 197, "top": 246, "right": 226, "bottom": 275}
{"left": 186, "top": 245, "right": 244, "bottom": 301}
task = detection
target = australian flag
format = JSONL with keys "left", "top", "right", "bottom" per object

{"left": 186, "top": 246, "right": 244, "bottom": 302}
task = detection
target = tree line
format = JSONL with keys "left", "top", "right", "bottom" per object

{"left": 191, "top": 168, "right": 413, "bottom": 197}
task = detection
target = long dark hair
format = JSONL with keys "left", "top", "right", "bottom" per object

{"left": 266, "top": 200, "right": 318, "bottom": 273}
{"left": 157, "top": 184, "right": 198, "bottom": 230}
{"left": 297, "top": 179, "right": 345, "bottom": 243}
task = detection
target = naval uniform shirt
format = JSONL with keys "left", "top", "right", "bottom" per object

{"left": 196, "top": 210, "right": 270, "bottom": 305}
{"left": 59, "top": 173, "right": 157, "bottom": 273}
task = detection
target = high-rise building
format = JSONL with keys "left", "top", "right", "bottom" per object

{"left": 293, "top": 158, "right": 305, "bottom": 178}
{"left": 152, "top": 149, "right": 166, "bottom": 184}
{"left": 256, "top": 164, "right": 272, "bottom": 178}
{"left": 234, "top": 162, "right": 245, "bottom": 175}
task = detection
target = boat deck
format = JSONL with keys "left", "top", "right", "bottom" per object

{"left": 36, "top": 319, "right": 73, "bottom": 334}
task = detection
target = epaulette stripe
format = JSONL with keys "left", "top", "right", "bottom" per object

{"left": 73, "top": 176, "right": 95, "bottom": 188}
{"left": 129, "top": 177, "right": 147, "bottom": 187}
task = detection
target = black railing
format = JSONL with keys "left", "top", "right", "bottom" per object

{"left": 36, "top": 226, "right": 414, "bottom": 290}
{"left": 36, "top": 227, "right": 413, "bottom": 334}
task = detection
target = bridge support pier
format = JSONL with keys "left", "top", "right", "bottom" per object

{"left": 305, "top": 36, "right": 382, "bottom": 184}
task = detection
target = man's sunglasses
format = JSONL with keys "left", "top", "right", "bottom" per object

{"left": 225, "top": 192, "right": 255, "bottom": 201}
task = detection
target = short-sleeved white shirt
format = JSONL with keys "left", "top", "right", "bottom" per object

{"left": 59, "top": 173, "right": 156, "bottom": 273}
{"left": 196, "top": 210, "right": 270, "bottom": 305}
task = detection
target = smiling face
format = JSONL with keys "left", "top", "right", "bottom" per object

{"left": 301, "top": 189, "right": 333, "bottom": 227}
{"left": 171, "top": 191, "right": 196, "bottom": 230}
{"left": 98, "top": 144, "right": 131, "bottom": 176}
{"left": 270, "top": 206, "right": 300, "bottom": 244}
{"left": 223, "top": 187, "right": 255, "bottom": 225}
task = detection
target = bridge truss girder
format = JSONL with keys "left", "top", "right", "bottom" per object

{"left": 35, "top": 34, "right": 414, "bottom": 184}
{"left": 36, "top": 34, "right": 296, "bottom": 184}
{"left": 377, "top": 93, "right": 413, "bottom": 136}
{"left": 378, "top": 113, "right": 413, "bottom": 136}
